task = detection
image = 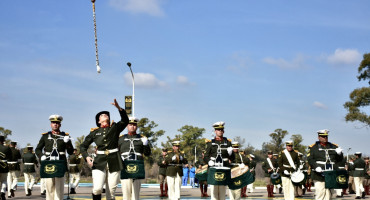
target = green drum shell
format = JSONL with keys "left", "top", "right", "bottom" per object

{"left": 324, "top": 170, "right": 348, "bottom": 189}
{"left": 195, "top": 170, "right": 208, "bottom": 181}
{"left": 40, "top": 160, "right": 67, "bottom": 178}
{"left": 120, "top": 160, "right": 145, "bottom": 179}
{"left": 270, "top": 173, "right": 282, "bottom": 185}
{"left": 228, "top": 170, "right": 255, "bottom": 190}
{"left": 207, "top": 167, "right": 231, "bottom": 185}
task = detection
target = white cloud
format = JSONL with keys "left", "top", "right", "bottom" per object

{"left": 124, "top": 72, "right": 166, "bottom": 88}
{"left": 176, "top": 75, "right": 195, "bottom": 86}
{"left": 326, "top": 48, "right": 361, "bottom": 65}
{"left": 263, "top": 54, "right": 308, "bottom": 69}
{"left": 313, "top": 101, "right": 327, "bottom": 109}
{"left": 109, "top": 0, "right": 164, "bottom": 17}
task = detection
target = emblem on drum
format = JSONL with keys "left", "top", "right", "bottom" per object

{"left": 234, "top": 180, "right": 241, "bottom": 186}
{"left": 45, "top": 164, "right": 57, "bottom": 174}
{"left": 125, "top": 164, "right": 138, "bottom": 174}
{"left": 336, "top": 175, "right": 347, "bottom": 184}
{"left": 214, "top": 172, "right": 226, "bottom": 181}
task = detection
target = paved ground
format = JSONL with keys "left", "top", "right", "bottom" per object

{"left": 6, "top": 186, "right": 366, "bottom": 200}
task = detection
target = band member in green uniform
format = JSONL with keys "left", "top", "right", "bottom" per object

{"left": 35, "top": 114, "right": 74, "bottom": 200}
{"left": 364, "top": 156, "right": 370, "bottom": 195}
{"left": 204, "top": 121, "right": 233, "bottom": 200}
{"left": 6, "top": 141, "right": 21, "bottom": 198}
{"left": 278, "top": 141, "right": 300, "bottom": 200}
{"left": 80, "top": 99, "right": 129, "bottom": 200}
{"left": 245, "top": 154, "right": 256, "bottom": 195}
{"left": 228, "top": 142, "right": 249, "bottom": 200}
{"left": 158, "top": 148, "right": 168, "bottom": 197}
{"left": 119, "top": 117, "right": 151, "bottom": 200}
{"left": 348, "top": 156, "right": 356, "bottom": 194}
{"left": 165, "top": 140, "right": 187, "bottom": 200}
{"left": 0, "top": 135, "right": 11, "bottom": 199}
{"left": 262, "top": 150, "right": 278, "bottom": 197}
{"left": 195, "top": 150, "right": 209, "bottom": 197}
{"left": 307, "top": 129, "right": 343, "bottom": 200}
{"left": 22, "top": 145, "right": 38, "bottom": 196}
{"left": 68, "top": 149, "right": 82, "bottom": 194}
{"left": 349, "top": 152, "right": 366, "bottom": 199}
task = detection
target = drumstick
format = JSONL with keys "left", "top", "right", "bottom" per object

{"left": 91, "top": 0, "right": 101, "bottom": 73}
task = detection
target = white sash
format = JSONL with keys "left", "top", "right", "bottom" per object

{"left": 267, "top": 158, "right": 275, "bottom": 170}
{"left": 283, "top": 149, "right": 296, "bottom": 170}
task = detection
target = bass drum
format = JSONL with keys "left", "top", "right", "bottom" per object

{"left": 270, "top": 172, "right": 282, "bottom": 185}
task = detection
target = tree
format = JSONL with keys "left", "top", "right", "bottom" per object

{"left": 290, "top": 134, "right": 307, "bottom": 154}
{"left": 137, "top": 118, "right": 165, "bottom": 147}
{"left": 0, "top": 127, "right": 12, "bottom": 144}
{"left": 233, "top": 136, "right": 246, "bottom": 148}
{"left": 263, "top": 129, "right": 289, "bottom": 154}
{"left": 344, "top": 53, "right": 370, "bottom": 127}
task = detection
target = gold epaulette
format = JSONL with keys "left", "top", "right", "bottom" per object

{"left": 294, "top": 150, "right": 299, "bottom": 153}
{"left": 205, "top": 139, "right": 211, "bottom": 143}
{"left": 180, "top": 151, "right": 185, "bottom": 154}
{"left": 42, "top": 132, "right": 48, "bottom": 135}
{"left": 168, "top": 150, "right": 173, "bottom": 153}
{"left": 332, "top": 143, "right": 338, "bottom": 147}
{"left": 227, "top": 139, "right": 232, "bottom": 142}
{"left": 141, "top": 135, "right": 147, "bottom": 138}
{"left": 90, "top": 127, "right": 99, "bottom": 132}
{"left": 65, "top": 133, "right": 70, "bottom": 136}
{"left": 119, "top": 134, "right": 124, "bottom": 138}
{"left": 309, "top": 143, "right": 316, "bottom": 148}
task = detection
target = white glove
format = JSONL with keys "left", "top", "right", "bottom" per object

{"left": 284, "top": 170, "right": 290, "bottom": 176}
{"left": 141, "top": 137, "right": 148, "bottom": 146}
{"left": 63, "top": 135, "right": 70, "bottom": 143}
{"left": 239, "top": 163, "right": 245, "bottom": 168}
{"left": 315, "top": 166, "right": 323, "bottom": 173}
{"left": 208, "top": 160, "right": 215, "bottom": 167}
{"left": 227, "top": 146, "right": 233, "bottom": 156}
{"left": 299, "top": 165, "right": 303, "bottom": 169}
{"left": 41, "top": 155, "right": 47, "bottom": 161}
{"left": 121, "top": 155, "right": 125, "bottom": 161}
{"left": 172, "top": 155, "right": 177, "bottom": 161}
{"left": 179, "top": 155, "right": 183, "bottom": 161}
{"left": 335, "top": 147, "right": 343, "bottom": 155}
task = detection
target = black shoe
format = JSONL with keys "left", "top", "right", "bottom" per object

{"left": 0, "top": 193, "right": 5, "bottom": 200}
{"left": 27, "top": 188, "right": 32, "bottom": 196}
{"left": 70, "top": 188, "right": 76, "bottom": 194}
{"left": 41, "top": 190, "right": 46, "bottom": 196}
{"left": 8, "top": 196, "right": 11, "bottom": 198}
{"left": 279, "top": 188, "right": 283, "bottom": 194}
{"left": 10, "top": 189, "right": 15, "bottom": 197}
{"left": 102, "top": 188, "right": 105, "bottom": 193}
{"left": 355, "top": 196, "right": 361, "bottom": 199}
{"left": 362, "top": 191, "right": 366, "bottom": 198}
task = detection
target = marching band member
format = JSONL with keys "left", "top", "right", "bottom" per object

{"left": 68, "top": 148, "right": 82, "bottom": 194}
{"left": 6, "top": 141, "right": 21, "bottom": 198}
{"left": 228, "top": 142, "right": 249, "bottom": 200}
{"left": 0, "top": 135, "right": 11, "bottom": 199}
{"left": 349, "top": 152, "right": 366, "bottom": 199}
{"left": 22, "top": 145, "right": 38, "bottom": 196}
{"left": 262, "top": 150, "right": 278, "bottom": 197}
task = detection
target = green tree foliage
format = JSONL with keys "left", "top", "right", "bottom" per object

{"left": 0, "top": 127, "right": 12, "bottom": 144}
{"left": 344, "top": 53, "right": 370, "bottom": 127}
{"left": 290, "top": 134, "right": 307, "bottom": 154}
{"left": 233, "top": 136, "right": 246, "bottom": 148}
{"left": 137, "top": 118, "right": 165, "bottom": 147}
{"left": 262, "top": 129, "right": 289, "bottom": 154}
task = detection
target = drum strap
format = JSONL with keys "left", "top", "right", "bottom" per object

{"left": 283, "top": 149, "right": 296, "bottom": 170}
{"left": 267, "top": 158, "right": 275, "bottom": 170}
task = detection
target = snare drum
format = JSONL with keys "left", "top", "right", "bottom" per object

{"left": 291, "top": 170, "right": 305, "bottom": 186}
{"left": 120, "top": 160, "right": 145, "bottom": 179}
{"left": 270, "top": 172, "right": 282, "bottom": 185}
{"left": 207, "top": 167, "right": 231, "bottom": 185}
{"left": 40, "top": 160, "right": 67, "bottom": 178}
{"left": 324, "top": 170, "right": 348, "bottom": 189}
{"left": 228, "top": 166, "right": 254, "bottom": 190}
{"left": 195, "top": 165, "right": 208, "bottom": 181}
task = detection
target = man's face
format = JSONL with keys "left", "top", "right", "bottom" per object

{"left": 215, "top": 129, "right": 224, "bottom": 137}
{"left": 318, "top": 135, "right": 328, "bottom": 143}
{"left": 268, "top": 154, "right": 273, "bottom": 159}
{"left": 286, "top": 145, "right": 293, "bottom": 151}
{"left": 99, "top": 114, "right": 109, "bottom": 125}
{"left": 162, "top": 151, "right": 167, "bottom": 156}
{"left": 74, "top": 150, "right": 78, "bottom": 155}
{"left": 50, "top": 121, "right": 61, "bottom": 132}
{"left": 233, "top": 148, "right": 239, "bottom": 153}
{"left": 173, "top": 145, "right": 179, "bottom": 152}
{"left": 127, "top": 123, "right": 138, "bottom": 133}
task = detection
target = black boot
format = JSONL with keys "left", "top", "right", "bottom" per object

{"left": 92, "top": 194, "right": 102, "bottom": 200}
{"left": 1, "top": 192, "right": 5, "bottom": 200}
{"left": 10, "top": 189, "right": 14, "bottom": 197}
{"left": 70, "top": 188, "right": 76, "bottom": 194}
{"left": 26, "top": 188, "right": 32, "bottom": 196}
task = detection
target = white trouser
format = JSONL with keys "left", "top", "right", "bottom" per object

{"left": 354, "top": 177, "right": 364, "bottom": 197}
{"left": 0, "top": 173, "right": 7, "bottom": 193}
{"left": 167, "top": 174, "right": 182, "bottom": 200}
{"left": 121, "top": 179, "right": 141, "bottom": 200}
{"left": 313, "top": 180, "right": 334, "bottom": 200}
{"left": 69, "top": 173, "right": 80, "bottom": 189}
{"left": 211, "top": 185, "right": 226, "bottom": 200}
{"left": 40, "top": 178, "right": 47, "bottom": 193}
{"left": 335, "top": 188, "right": 342, "bottom": 196}
{"left": 228, "top": 188, "right": 241, "bottom": 200}
{"left": 247, "top": 183, "right": 254, "bottom": 192}
{"left": 7, "top": 170, "right": 20, "bottom": 192}
{"left": 92, "top": 166, "right": 120, "bottom": 200}
{"left": 24, "top": 173, "right": 36, "bottom": 193}
{"left": 282, "top": 177, "right": 294, "bottom": 200}
{"left": 45, "top": 177, "right": 65, "bottom": 200}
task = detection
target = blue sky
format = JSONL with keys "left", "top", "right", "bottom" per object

{"left": 0, "top": 0, "right": 369, "bottom": 155}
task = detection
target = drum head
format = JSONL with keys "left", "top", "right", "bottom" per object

{"left": 291, "top": 171, "right": 305, "bottom": 183}
{"left": 231, "top": 166, "right": 249, "bottom": 178}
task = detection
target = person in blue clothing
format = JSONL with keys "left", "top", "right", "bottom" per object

{"left": 182, "top": 164, "right": 189, "bottom": 186}
{"left": 189, "top": 164, "right": 196, "bottom": 188}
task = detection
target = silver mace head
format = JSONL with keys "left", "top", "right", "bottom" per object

{"left": 127, "top": 62, "right": 131, "bottom": 67}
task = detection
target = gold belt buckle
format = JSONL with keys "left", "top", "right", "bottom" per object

{"left": 104, "top": 149, "right": 110, "bottom": 155}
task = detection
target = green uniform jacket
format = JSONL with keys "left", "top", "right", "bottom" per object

{"left": 0, "top": 144, "right": 12, "bottom": 173}
{"left": 307, "top": 141, "right": 343, "bottom": 181}
{"left": 249, "top": 160, "right": 257, "bottom": 176}
{"left": 278, "top": 149, "right": 300, "bottom": 177}
{"left": 68, "top": 154, "right": 82, "bottom": 173}
{"left": 230, "top": 152, "right": 249, "bottom": 169}
{"left": 80, "top": 109, "right": 129, "bottom": 173}
{"left": 35, "top": 131, "right": 74, "bottom": 163}
{"left": 8, "top": 147, "right": 21, "bottom": 171}
{"left": 350, "top": 158, "right": 366, "bottom": 177}
{"left": 165, "top": 151, "right": 187, "bottom": 177}
{"left": 365, "top": 163, "right": 369, "bottom": 179}
{"left": 157, "top": 155, "right": 167, "bottom": 176}
{"left": 204, "top": 137, "right": 232, "bottom": 167}
{"left": 118, "top": 134, "right": 151, "bottom": 161}
{"left": 262, "top": 157, "right": 278, "bottom": 177}
{"left": 22, "top": 151, "right": 38, "bottom": 173}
